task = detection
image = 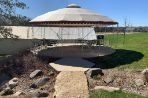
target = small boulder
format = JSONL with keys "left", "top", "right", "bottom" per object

{"left": 0, "top": 87, "right": 13, "bottom": 96}
{"left": 48, "top": 71, "right": 54, "bottom": 76}
{"left": 13, "top": 90, "right": 26, "bottom": 96}
{"left": 30, "top": 77, "right": 49, "bottom": 88}
{"left": 30, "top": 70, "right": 43, "bottom": 79}
{"left": 0, "top": 84, "right": 7, "bottom": 92}
{"left": 36, "top": 90, "right": 49, "bottom": 97}
{"left": 135, "top": 79, "right": 144, "bottom": 86}
{"left": 94, "top": 86, "right": 120, "bottom": 92}
{"left": 142, "top": 69, "right": 148, "bottom": 82}
{"left": 8, "top": 78, "right": 18, "bottom": 89}
{"left": 88, "top": 78, "right": 96, "bottom": 89}
{"left": 86, "top": 68, "right": 103, "bottom": 78}
{"left": 104, "top": 77, "right": 114, "bottom": 84}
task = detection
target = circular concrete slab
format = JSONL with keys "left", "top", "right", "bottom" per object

{"left": 39, "top": 45, "right": 115, "bottom": 58}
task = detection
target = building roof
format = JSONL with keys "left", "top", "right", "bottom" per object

{"left": 30, "top": 4, "right": 118, "bottom": 26}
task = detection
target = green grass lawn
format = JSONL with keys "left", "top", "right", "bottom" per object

{"left": 95, "top": 32, "right": 148, "bottom": 69}
{"left": 90, "top": 90, "right": 148, "bottom": 98}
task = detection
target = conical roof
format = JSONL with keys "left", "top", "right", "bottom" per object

{"left": 30, "top": 4, "right": 118, "bottom": 26}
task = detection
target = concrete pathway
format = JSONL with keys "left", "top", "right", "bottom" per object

{"left": 54, "top": 71, "right": 89, "bottom": 98}
{"left": 52, "top": 58, "right": 93, "bottom": 98}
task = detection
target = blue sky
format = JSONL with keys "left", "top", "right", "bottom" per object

{"left": 16, "top": 0, "right": 148, "bottom": 26}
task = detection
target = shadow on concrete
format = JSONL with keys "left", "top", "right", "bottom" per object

{"left": 88, "top": 49, "right": 144, "bottom": 69}
{"left": 52, "top": 58, "right": 94, "bottom": 68}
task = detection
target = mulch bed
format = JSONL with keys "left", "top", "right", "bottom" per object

{"left": 88, "top": 69, "right": 148, "bottom": 96}
{"left": 0, "top": 51, "right": 59, "bottom": 97}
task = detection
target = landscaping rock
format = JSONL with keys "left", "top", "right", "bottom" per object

{"left": 87, "top": 78, "right": 96, "bottom": 88}
{"left": 8, "top": 78, "right": 18, "bottom": 89}
{"left": 30, "top": 77, "right": 49, "bottom": 88}
{"left": 13, "top": 90, "right": 26, "bottom": 96}
{"left": 0, "top": 84, "right": 7, "bottom": 92}
{"left": 0, "top": 87, "right": 13, "bottom": 96}
{"left": 30, "top": 70, "right": 43, "bottom": 79}
{"left": 29, "top": 89, "right": 36, "bottom": 93}
{"left": 142, "top": 69, "right": 148, "bottom": 82}
{"left": 94, "top": 86, "right": 120, "bottom": 92}
{"left": 48, "top": 71, "right": 54, "bottom": 76}
{"left": 135, "top": 79, "right": 144, "bottom": 86}
{"left": 36, "top": 90, "right": 49, "bottom": 97}
{"left": 86, "top": 68, "right": 103, "bottom": 78}
{"left": 104, "top": 77, "right": 114, "bottom": 84}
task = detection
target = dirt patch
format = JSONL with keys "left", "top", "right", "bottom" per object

{"left": 88, "top": 69, "right": 148, "bottom": 96}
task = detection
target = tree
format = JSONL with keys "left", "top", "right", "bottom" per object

{"left": 9, "top": 15, "right": 30, "bottom": 26}
{"left": 0, "top": 26, "right": 19, "bottom": 38}
{"left": 0, "top": 0, "right": 28, "bottom": 38}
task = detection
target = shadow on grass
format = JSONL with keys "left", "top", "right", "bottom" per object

{"left": 88, "top": 49, "right": 144, "bottom": 69}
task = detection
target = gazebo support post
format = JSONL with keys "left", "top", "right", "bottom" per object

{"left": 31, "top": 26, "right": 36, "bottom": 47}
{"left": 60, "top": 26, "right": 64, "bottom": 57}
{"left": 27, "top": 26, "right": 30, "bottom": 39}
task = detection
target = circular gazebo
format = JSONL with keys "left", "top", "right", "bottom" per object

{"left": 30, "top": 4, "right": 118, "bottom": 58}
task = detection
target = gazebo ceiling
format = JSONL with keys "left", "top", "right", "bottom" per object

{"left": 30, "top": 4, "right": 118, "bottom": 26}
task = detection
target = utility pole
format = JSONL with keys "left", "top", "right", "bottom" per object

{"left": 123, "top": 17, "right": 127, "bottom": 45}
{"left": 124, "top": 17, "right": 127, "bottom": 33}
